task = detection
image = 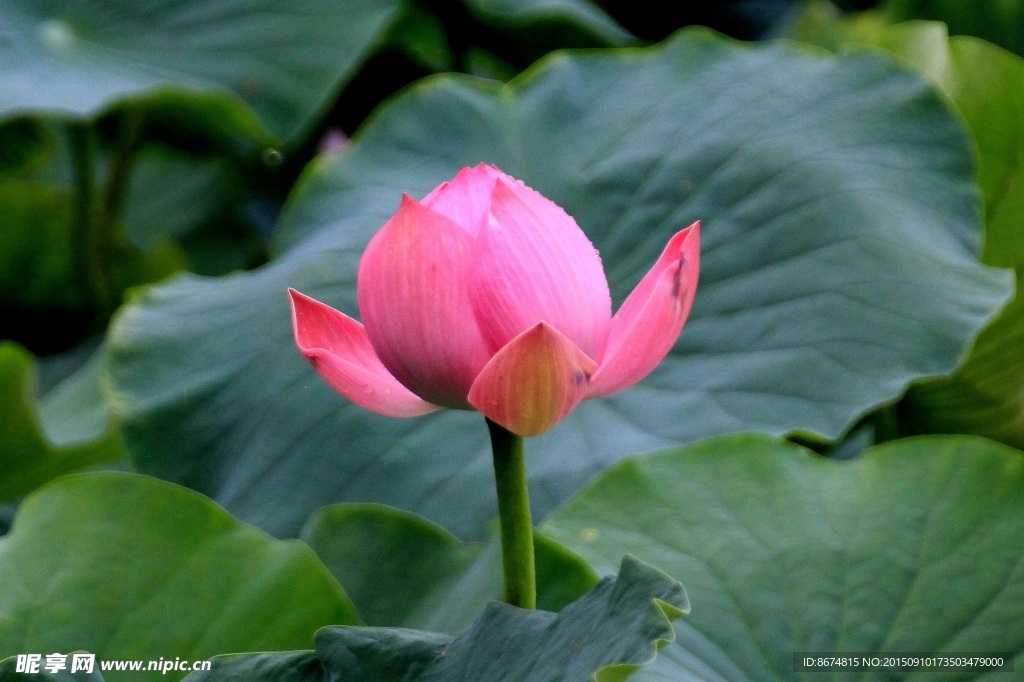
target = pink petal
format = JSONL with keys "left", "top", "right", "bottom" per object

{"left": 420, "top": 164, "right": 505, "bottom": 237}
{"left": 469, "top": 177, "right": 612, "bottom": 361}
{"left": 586, "top": 222, "right": 700, "bottom": 399}
{"left": 289, "top": 289, "right": 439, "bottom": 418}
{"left": 468, "top": 322, "right": 598, "bottom": 437}
{"left": 358, "top": 195, "right": 491, "bottom": 408}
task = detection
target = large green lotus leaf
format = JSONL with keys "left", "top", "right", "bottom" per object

{"left": 872, "top": 30, "right": 1024, "bottom": 492}
{"left": 542, "top": 433, "right": 1024, "bottom": 681}
{"left": 0, "top": 472, "right": 357, "bottom": 682}
{"left": 0, "top": 173, "right": 186, "bottom": 316}
{"left": 184, "top": 652, "right": 324, "bottom": 682}
{"left": 0, "top": 342, "right": 122, "bottom": 502}
{"left": 460, "top": 0, "right": 634, "bottom": 46}
{"left": 886, "top": 0, "right": 1024, "bottom": 58}
{"left": 300, "top": 503, "right": 597, "bottom": 631}
{"left": 185, "top": 556, "right": 687, "bottom": 682}
{"left": 902, "top": 291, "right": 1024, "bottom": 447}
{"left": 106, "top": 29, "right": 1011, "bottom": 539}
{"left": 316, "top": 555, "right": 685, "bottom": 682}
{"left": 786, "top": 1, "right": 890, "bottom": 53}
{"left": 830, "top": 23, "right": 1024, "bottom": 270}
{"left": 850, "top": 24, "right": 1024, "bottom": 447}
{"left": 380, "top": 0, "right": 632, "bottom": 76}
{"left": 0, "top": 133, "right": 192, "bottom": 329}
{"left": 129, "top": 158, "right": 246, "bottom": 267}
{"left": 120, "top": 151, "right": 239, "bottom": 252}
{"left": 0, "top": 0, "right": 402, "bottom": 143}
{"left": 117, "top": 149, "right": 266, "bottom": 276}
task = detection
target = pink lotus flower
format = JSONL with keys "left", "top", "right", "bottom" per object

{"left": 289, "top": 164, "right": 699, "bottom": 437}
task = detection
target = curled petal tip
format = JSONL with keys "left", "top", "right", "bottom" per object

{"left": 289, "top": 289, "right": 440, "bottom": 418}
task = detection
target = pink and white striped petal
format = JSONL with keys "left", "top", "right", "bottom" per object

{"left": 469, "top": 178, "right": 612, "bottom": 361}
{"left": 289, "top": 289, "right": 439, "bottom": 418}
{"left": 468, "top": 322, "right": 598, "bottom": 437}
{"left": 358, "top": 195, "right": 492, "bottom": 408}
{"left": 586, "top": 222, "right": 700, "bottom": 399}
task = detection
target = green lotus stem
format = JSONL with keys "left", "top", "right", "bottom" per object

{"left": 97, "top": 107, "right": 145, "bottom": 257}
{"left": 67, "top": 121, "right": 109, "bottom": 315}
{"left": 487, "top": 418, "right": 536, "bottom": 609}
{"left": 66, "top": 109, "right": 144, "bottom": 319}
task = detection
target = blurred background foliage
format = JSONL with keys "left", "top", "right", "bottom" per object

{"left": 7, "top": 0, "right": 1024, "bottom": 540}
{"left": 2, "top": 0, "right": 832, "bottom": 506}
{"left": 4, "top": 0, "right": 1024, "bottom": 677}
{"left": 3, "top": 0, "right": 882, "bottom": 361}
{"left": 6, "top": 0, "right": 1024, "bottom": 539}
